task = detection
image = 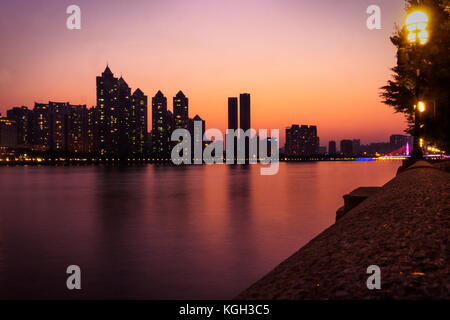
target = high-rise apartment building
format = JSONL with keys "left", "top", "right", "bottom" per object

{"left": 173, "top": 91, "right": 188, "bottom": 130}
{"left": 96, "top": 66, "right": 148, "bottom": 156}
{"left": 152, "top": 90, "right": 170, "bottom": 158}
{"left": 96, "top": 65, "right": 119, "bottom": 155}
{"left": 285, "top": 124, "right": 319, "bottom": 156}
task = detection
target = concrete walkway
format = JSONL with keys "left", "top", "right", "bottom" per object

{"left": 237, "top": 163, "right": 450, "bottom": 299}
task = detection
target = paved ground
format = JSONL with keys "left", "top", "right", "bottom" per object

{"left": 237, "top": 163, "right": 450, "bottom": 299}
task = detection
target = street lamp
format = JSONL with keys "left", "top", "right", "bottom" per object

{"left": 406, "top": 11, "right": 429, "bottom": 44}
{"left": 406, "top": 10, "right": 429, "bottom": 160}
{"left": 417, "top": 101, "right": 426, "bottom": 113}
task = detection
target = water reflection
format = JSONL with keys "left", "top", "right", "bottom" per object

{"left": 0, "top": 161, "right": 400, "bottom": 299}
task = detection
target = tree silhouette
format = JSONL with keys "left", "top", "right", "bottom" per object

{"left": 381, "top": 0, "right": 450, "bottom": 150}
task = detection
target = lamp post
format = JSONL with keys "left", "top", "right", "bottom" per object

{"left": 405, "top": 11, "right": 429, "bottom": 160}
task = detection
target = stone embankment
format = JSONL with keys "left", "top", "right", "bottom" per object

{"left": 237, "top": 160, "right": 450, "bottom": 299}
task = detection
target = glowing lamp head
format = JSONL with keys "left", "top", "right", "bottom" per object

{"left": 406, "top": 11, "right": 429, "bottom": 44}
{"left": 406, "top": 11, "right": 428, "bottom": 28}
{"left": 418, "top": 101, "right": 426, "bottom": 112}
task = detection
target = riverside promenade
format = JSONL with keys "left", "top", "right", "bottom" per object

{"left": 237, "top": 161, "right": 450, "bottom": 299}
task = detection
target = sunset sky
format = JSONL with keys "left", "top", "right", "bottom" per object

{"left": 0, "top": 0, "right": 410, "bottom": 145}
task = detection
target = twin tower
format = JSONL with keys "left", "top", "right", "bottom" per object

{"left": 228, "top": 94, "right": 250, "bottom": 132}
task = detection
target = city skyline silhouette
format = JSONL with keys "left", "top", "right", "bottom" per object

{"left": 0, "top": 0, "right": 410, "bottom": 145}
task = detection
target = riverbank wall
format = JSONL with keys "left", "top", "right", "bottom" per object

{"left": 237, "top": 160, "right": 450, "bottom": 299}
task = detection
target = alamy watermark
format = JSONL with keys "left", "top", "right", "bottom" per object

{"left": 65, "top": 5, "right": 382, "bottom": 31}
{"left": 366, "top": 5, "right": 381, "bottom": 30}
{"left": 66, "top": 5, "right": 81, "bottom": 30}
{"left": 66, "top": 265, "right": 82, "bottom": 290}
{"left": 171, "top": 121, "right": 279, "bottom": 175}
{"left": 366, "top": 265, "right": 381, "bottom": 290}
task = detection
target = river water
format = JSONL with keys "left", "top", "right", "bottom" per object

{"left": 0, "top": 161, "right": 400, "bottom": 299}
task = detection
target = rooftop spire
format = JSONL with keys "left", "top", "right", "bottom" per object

{"left": 103, "top": 63, "right": 113, "bottom": 76}
{"left": 175, "top": 90, "right": 186, "bottom": 98}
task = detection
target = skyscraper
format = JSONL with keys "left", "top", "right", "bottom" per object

{"left": 239, "top": 93, "right": 250, "bottom": 132}
{"left": 228, "top": 97, "right": 238, "bottom": 131}
{"left": 117, "top": 76, "right": 132, "bottom": 156}
{"left": 173, "top": 91, "right": 188, "bottom": 130}
{"left": 131, "top": 88, "right": 148, "bottom": 155}
{"left": 239, "top": 94, "right": 251, "bottom": 161}
{"left": 96, "top": 65, "right": 119, "bottom": 156}
{"left": 151, "top": 90, "right": 170, "bottom": 159}
{"left": 226, "top": 97, "right": 238, "bottom": 161}
{"left": 96, "top": 66, "right": 147, "bottom": 157}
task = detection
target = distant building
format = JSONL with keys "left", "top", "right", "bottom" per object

{"left": 172, "top": 91, "right": 189, "bottom": 158}
{"left": 95, "top": 66, "right": 148, "bottom": 156}
{"left": 285, "top": 125, "right": 298, "bottom": 155}
{"left": 31, "top": 102, "right": 89, "bottom": 153}
{"left": 390, "top": 134, "right": 412, "bottom": 151}
{"left": 32, "top": 102, "right": 51, "bottom": 150}
{"left": 226, "top": 97, "right": 238, "bottom": 160}
{"left": 363, "top": 142, "right": 394, "bottom": 155}
{"left": 130, "top": 89, "right": 148, "bottom": 155}
{"left": 340, "top": 139, "right": 353, "bottom": 156}
{"left": 239, "top": 93, "right": 250, "bottom": 132}
{"left": 49, "top": 101, "right": 69, "bottom": 152}
{"left": 0, "top": 118, "right": 17, "bottom": 148}
{"left": 166, "top": 110, "right": 175, "bottom": 141}
{"left": 3, "top": 66, "right": 147, "bottom": 157}
{"left": 67, "top": 104, "right": 88, "bottom": 153}
{"left": 352, "top": 139, "right": 361, "bottom": 155}
{"left": 328, "top": 140, "right": 337, "bottom": 155}
{"left": 117, "top": 76, "right": 132, "bottom": 155}
{"left": 151, "top": 90, "right": 170, "bottom": 159}
{"left": 186, "top": 114, "right": 208, "bottom": 158}
{"left": 228, "top": 97, "right": 238, "bottom": 131}
{"left": 173, "top": 91, "right": 188, "bottom": 130}
{"left": 285, "top": 124, "right": 319, "bottom": 156}
{"left": 318, "top": 146, "right": 327, "bottom": 155}
{"left": 7, "top": 106, "right": 33, "bottom": 147}
{"left": 96, "top": 65, "right": 119, "bottom": 155}
{"left": 87, "top": 107, "right": 99, "bottom": 154}
{"left": 390, "top": 134, "right": 406, "bottom": 148}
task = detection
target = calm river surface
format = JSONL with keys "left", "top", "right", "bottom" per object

{"left": 0, "top": 161, "right": 400, "bottom": 299}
